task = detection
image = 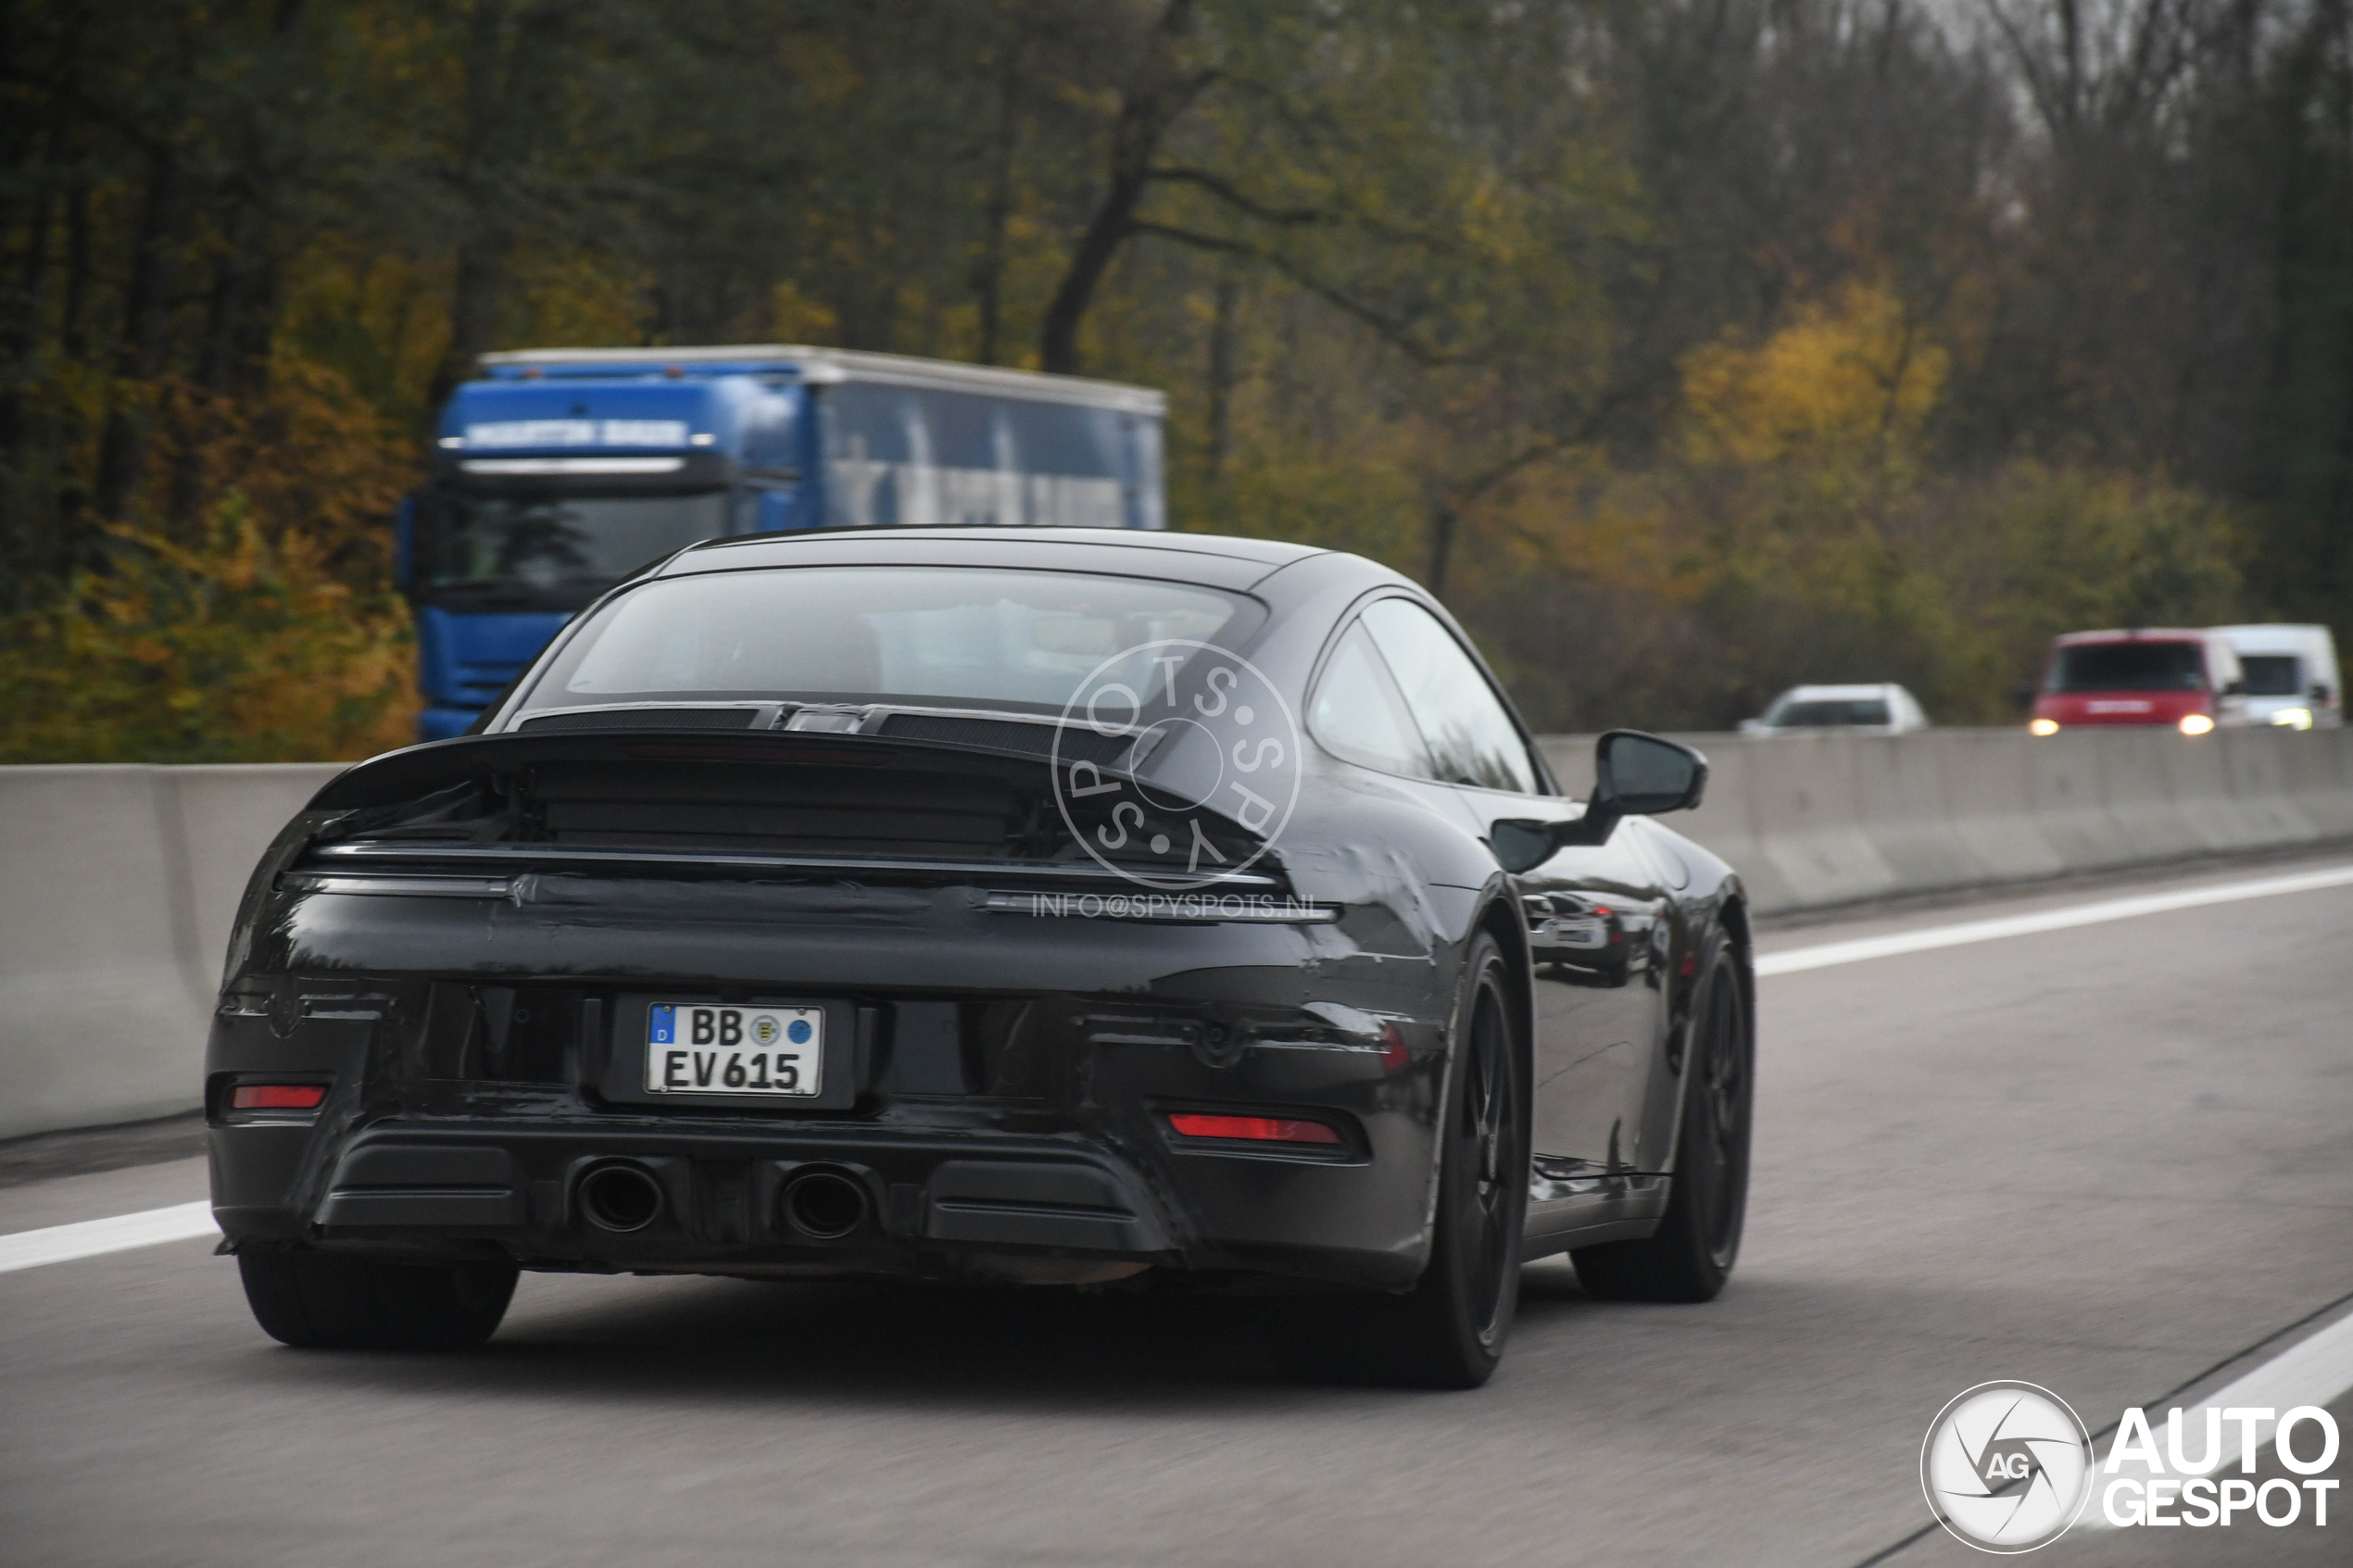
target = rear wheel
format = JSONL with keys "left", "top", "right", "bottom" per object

{"left": 1309, "top": 931, "right": 1529, "bottom": 1388}
{"left": 1572, "top": 938, "right": 1751, "bottom": 1302}
{"left": 237, "top": 1248, "right": 517, "bottom": 1350}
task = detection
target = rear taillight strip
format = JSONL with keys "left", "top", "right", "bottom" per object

{"left": 1167, "top": 1112, "right": 1343, "bottom": 1146}
{"left": 228, "top": 1084, "right": 328, "bottom": 1110}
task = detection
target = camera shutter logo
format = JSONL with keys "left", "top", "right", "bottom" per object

{"left": 1051, "top": 638, "right": 1302, "bottom": 892}
{"left": 1920, "top": 1382, "right": 2096, "bottom": 1552}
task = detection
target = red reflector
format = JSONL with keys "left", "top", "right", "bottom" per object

{"left": 1168, "top": 1112, "right": 1341, "bottom": 1145}
{"left": 1378, "top": 1022, "right": 1411, "bottom": 1073}
{"left": 230, "top": 1084, "right": 327, "bottom": 1110}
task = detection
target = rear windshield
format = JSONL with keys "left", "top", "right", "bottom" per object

{"left": 2046, "top": 642, "right": 2206, "bottom": 693}
{"left": 1770, "top": 698, "right": 1890, "bottom": 727}
{"left": 2237, "top": 654, "right": 2303, "bottom": 696}
{"left": 522, "top": 566, "right": 1250, "bottom": 715}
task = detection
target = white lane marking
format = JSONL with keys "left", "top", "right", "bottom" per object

{"left": 1755, "top": 863, "right": 2353, "bottom": 977}
{"left": 0, "top": 1201, "right": 218, "bottom": 1275}
{"left": 2075, "top": 1307, "right": 2353, "bottom": 1529}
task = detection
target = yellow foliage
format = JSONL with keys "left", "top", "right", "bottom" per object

{"left": 1178, "top": 441, "right": 1423, "bottom": 570}
{"left": 0, "top": 505, "right": 414, "bottom": 771}
{"left": 770, "top": 281, "right": 839, "bottom": 344}
{"left": 512, "top": 250, "right": 653, "bottom": 347}
{"left": 152, "top": 354, "right": 418, "bottom": 578}
{"left": 1680, "top": 282, "right": 1948, "bottom": 471}
{"left": 0, "top": 505, "right": 417, "bottom": 765}
{"left": 278, "top": 242, "right": 450, "bottom": 421}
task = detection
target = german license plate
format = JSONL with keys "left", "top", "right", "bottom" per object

{"left": 644, "top": 1004, "right": 823, "bottom": 1098}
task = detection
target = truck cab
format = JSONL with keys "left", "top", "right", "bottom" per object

{"left": 399, "top": 346, "right": 1166, "bottom": 740}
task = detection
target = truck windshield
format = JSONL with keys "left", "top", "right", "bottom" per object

{"left": 418, "top": 489, "right": 731, "bottom": 605}
{"left": 2236, "top": 655, "right": 2302, "bottom": 696}
{"left": 2047, "top": 643, "right": 2205, "bottom": 692}
{"left": 522, "top": 566, "right": 1248, "bottom": 715}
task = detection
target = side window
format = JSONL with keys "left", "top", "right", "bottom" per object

{"left": 1359, "top": 598, "right": 1539, "bottom": 794}
{"left": 1308, "top": 621, "right": 1430, "bottom": 777}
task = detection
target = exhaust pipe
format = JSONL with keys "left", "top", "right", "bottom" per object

{"left": 577, "top": 1161, "right": 665, "bottom": 1233}
{"left": 780, "top": 1169, "right": 870, "bottom": 1240}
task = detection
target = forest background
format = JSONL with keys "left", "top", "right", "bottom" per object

{"left": 1, "top": 0, "right": 2347, "bottom": 761}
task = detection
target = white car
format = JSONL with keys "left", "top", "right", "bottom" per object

{"left": 2210, "top": 624, "right": 2342, "bottom": 729}
{"left": 1740, "top": 683, "right": 1929, "bottom": 735}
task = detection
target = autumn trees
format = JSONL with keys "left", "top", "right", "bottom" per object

{"left": 0, "top": 0, "right": 2347, "bottom": 758}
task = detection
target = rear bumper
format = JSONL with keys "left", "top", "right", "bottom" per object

{"left": 210, "top": 1114, "right": 1430, "bottom": 1291}
{"left": 207, "top": 865, "right": 1473, "bottom": 1294}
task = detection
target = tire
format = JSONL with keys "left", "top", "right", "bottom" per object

{"left": 238, "top": 1248, "right": 518, "bottom": 1350}
{"left": 1572, "top": 935, "right": 1752, "bottom": 1303}
{"left": 1306, "top": 931, "right": 1529, "bottom": 1389}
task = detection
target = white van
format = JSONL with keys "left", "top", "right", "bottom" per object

{"left": 2210, "top": 624, "right": 2343, "bottom": 729}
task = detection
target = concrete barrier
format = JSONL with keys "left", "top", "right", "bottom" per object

{"left": 1743, "top": 734, "right": 1903, "bottom": 907}
{"left": 1927, "top": 730, "right": 2065, "bottom": 884}
{"left": 1, "top": 728, "right": 2348, "bottom": 1140}
{"left": 1848, "top": 731, "right": 1974, "bottom": 890}
{"left": 1534, "top": 725, "right": 2348, "bottom": 915}
{"left": 0, "top": 764, "right": 340, "bottom": 1139}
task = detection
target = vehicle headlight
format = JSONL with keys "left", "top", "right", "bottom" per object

{"left": 2271, "top": 707, "right": 2313, "bottom": 730}
{"left": 2178, "top": 713, "right": 2216, "bottom": 736}
{"left": 2029, "top": 718, "right": 2060, "bottom": 736}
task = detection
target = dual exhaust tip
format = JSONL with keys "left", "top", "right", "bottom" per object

{"left": 778, "top": 1168, "right": 869, "bottom": 1240}
{"left": 574, "top": 1160, "right": 870, "bottom": 1241}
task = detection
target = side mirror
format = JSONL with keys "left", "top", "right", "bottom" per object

{"left": 2008, "top": 684, "right": 2035, "bottom": 709}
{"left": 1598, "top": 728, "right": 1708, "bottom": 814}
{"left": 2222, "top": 679, "right": 2247, "bottom": 697}
{"left": 394, "top": 493, "right": 418, "bottom": 592}
{"left": 2314, "top": 683, "right": 2334, "bottom": 703}
{"left": 1490, "top": 730, "right": 1708, "bottom": 871}
{"left": 1737, "top": 717, "right": 1768, "bottom": 734}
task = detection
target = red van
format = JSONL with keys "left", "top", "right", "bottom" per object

{"left": 2031, "top": 629, "right": 2247, "bottom": 736}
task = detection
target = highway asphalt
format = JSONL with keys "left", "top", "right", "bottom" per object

{"left": 4, "top": 854, "right": 2350, "bottom": 1566}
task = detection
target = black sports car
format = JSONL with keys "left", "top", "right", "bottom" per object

{"left": 208, "top": 528, "right": 1753, "bottom": 1386}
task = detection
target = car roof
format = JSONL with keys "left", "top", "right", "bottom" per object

{"left": 2210, "top": 623, "right": 2334, "bottom": 650}
{"left": 2051, "top": 628, "right": 2211, "bottom": 646}
{"left": 1776, "top": 684, "right": 1902, "bottom": 701}
{"left": 653, "top": 527, "right": 1328, "bottom": 593}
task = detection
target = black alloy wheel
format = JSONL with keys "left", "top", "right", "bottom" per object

{"left": 237, "top": 1248, "right": 519, "bottom": 1350}
{"left": 1573, "top": 935, "right": 1752, "bottom": 1302}
{"left": 1328, "top": 930, "right": 1529, "bottom": 1389}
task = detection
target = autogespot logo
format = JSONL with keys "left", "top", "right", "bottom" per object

{"left": 1922, "top": 1384, "right": 2344, "bottom": 1549}
{"left": 1921, "top": 1382, "right": 2096, "bottom": 1552}
{"left": 1051, "top": 638, "right": 1302, "bottom": 892}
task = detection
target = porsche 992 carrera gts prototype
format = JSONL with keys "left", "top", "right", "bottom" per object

{"left": 208, "top": 528, "right": 1753, "bottom": 1386}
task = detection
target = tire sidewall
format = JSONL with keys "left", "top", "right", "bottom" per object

{"left": 1425, "top": 929, "right": 1530, "bottom": 1378}
{"left": 1669, "top": 934, "right": 1753, "bottom": 1285}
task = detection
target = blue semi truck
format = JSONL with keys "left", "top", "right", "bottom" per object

{"left": 396, "top": 345, "right": 1169, "bottom": 740}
